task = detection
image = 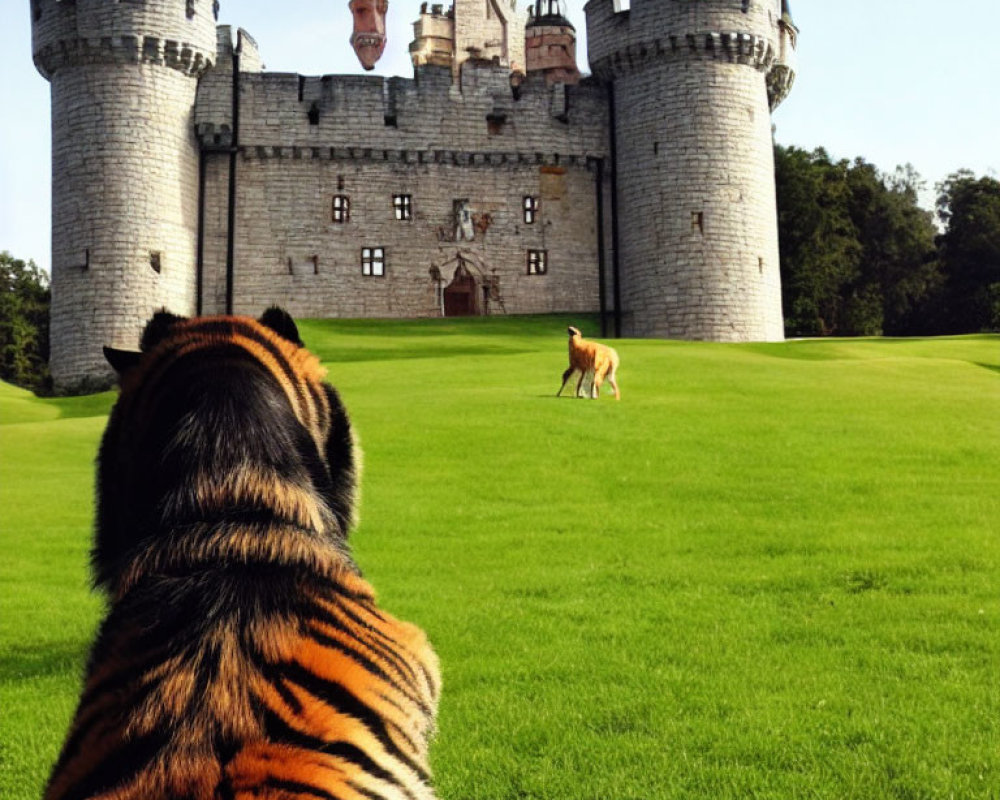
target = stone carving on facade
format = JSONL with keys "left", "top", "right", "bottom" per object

{"left": 472, "top": 212, "right": 493, "bottom": 236}
{"left": 454, "top": 200, "right": 475, "bottom": 241}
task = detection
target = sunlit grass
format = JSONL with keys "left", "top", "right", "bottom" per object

{"left": 2, "top": 317, "right": 999, "bottom": 799}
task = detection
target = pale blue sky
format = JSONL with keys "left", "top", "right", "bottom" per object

{"left": 2, "top": 0, "right": 998, "bottom": 273}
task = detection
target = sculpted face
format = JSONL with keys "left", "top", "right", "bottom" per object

{"left": 349, "top": 0, "right": 388, "bottom": 71}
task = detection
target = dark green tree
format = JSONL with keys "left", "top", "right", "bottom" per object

{"left": 0, "top": 251, "right": 51, "bottom": 392}
{"left": 844, "top": 160, "right": 940, "bottom": 335}
{"left": 775, "top": 146, "right": 941, "bottom": 336}
{"left": 774, "top": 146, "right": 861, "bottom": 336}
{"left": 934, "top": 172, "right": 1000, "bottom": 332}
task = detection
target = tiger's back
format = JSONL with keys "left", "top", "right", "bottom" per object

{"left": 45, "top": 309, "right": 440, "bottom": 800}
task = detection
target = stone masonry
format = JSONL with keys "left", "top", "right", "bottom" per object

{"left": 32, "top": 0, "right": 795, "bottom": 391}
{"left": 586, "top": 0, "right": 796, "bottom": 340}
{"left": 195, "top": 41, "right": 607, "bottom": 322}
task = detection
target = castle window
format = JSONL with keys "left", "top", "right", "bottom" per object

{"left": 150, "top": 252, "right": 162, "bottom": 274}
{"left": 332, "top": 195, "right": 350, "bottom": 223}
{"left": 527, "top": 249, "right": 548, "bottom": 275}
{"left": 523, "top": 196, "right": 539, "bottom": 224}
{"left": 393, "top": 194, "right": 412, "bottom": 221}
{"left": 741, "top": 0, "right": 750, "bottom": 11}
{"left": 75, "top": 248, "right": 91, "bottom": 271}
{"left": 691, "top": 211, "right": 704, "bottom": 234}
{"left": 486, "top": 113, "right": 506, "bottom": 136}
{"left": 362, "top": 247, "right": 386, "bottom": 277}
{"left": 186, "top": 0, "right": 196, "bottom": 19}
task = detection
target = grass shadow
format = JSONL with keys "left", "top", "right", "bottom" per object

{"left": 0, "top": 640, "right": 90, "bottom": 682}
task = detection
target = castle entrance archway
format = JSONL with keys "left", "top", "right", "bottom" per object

{"left": 443, "top": 263, "right": 479, "bottom": 316}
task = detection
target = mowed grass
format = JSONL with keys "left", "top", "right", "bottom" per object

{"left": 2, "top": 315, "right": 999, "bottom": 799}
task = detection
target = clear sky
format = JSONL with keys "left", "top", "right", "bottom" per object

{"left": 2, "top": 0, "right": 998, "bottom": 274}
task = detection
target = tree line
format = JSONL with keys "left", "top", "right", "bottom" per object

{"left": 3, "top": 153, "right": 999, "bottom": 392}
{"left": 1, "top": 251, "right": 50, "bottom": 393}
{"left": 775, "top": 146, "right": 1000, "bottom": 337}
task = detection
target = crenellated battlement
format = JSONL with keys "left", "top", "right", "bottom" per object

{"left": 587, "top": 28, "right": 780, "bottom": 80}
{"left": 32, "top": 0, "right": 217, "bottom": 79}
{"left": 585, "top": 0, "right": 795, "bottom": 84}
{"left": 33, "top": 34, "right": 214, "bottom": 79}
{"left": 195, "top": 62, "right": 607, "bottom": 158}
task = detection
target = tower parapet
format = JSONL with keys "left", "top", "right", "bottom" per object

{"left": 32, "top": 0, "right": 217, "bottom": 79}
{"left": 585, "top": 0, "right": 796, "bottom": 341}
{"left": 32, "top": 0, "right": 218, "bottom": 390}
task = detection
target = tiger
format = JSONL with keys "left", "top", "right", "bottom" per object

{"left": 44, "top": 307, "right": 441, "bottom": 800}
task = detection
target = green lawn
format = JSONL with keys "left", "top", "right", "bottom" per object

{"left": 2, "top": 315, "right": 999, "bottom": 799}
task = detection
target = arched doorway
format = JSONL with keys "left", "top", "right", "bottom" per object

{"left": 443, "top": 263, "right": 479, "bottom": 316}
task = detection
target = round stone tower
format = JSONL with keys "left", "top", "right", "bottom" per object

{"left": 585, "top": 0, "right": 797, "bottom": 341}
{"left": 32, "top": 0, "right": 217, "bottom": 391}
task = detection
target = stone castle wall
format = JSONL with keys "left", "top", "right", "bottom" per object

{"left": 206, "top": 155, "right": 603, "bottom": 319}
{"left": 195, "top": 60, "right": 610, "bottom": 322}
{"left": 586, "top": 0, "right": 788, "bottom": 341}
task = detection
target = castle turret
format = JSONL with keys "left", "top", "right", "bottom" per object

{"left": 525, "top": 0, "right": 581, "bottom": 85}
{"left": 410, "top": 4, "right": 456, "bottom": 69}
{"left": 410, "top": 0, "right": 526, "bottom": 80}
{"left": 32, "top": 0, "right": 217, "bottom": 390}
{"left": 586, "top": 0, "right": 796, "bottom": 341}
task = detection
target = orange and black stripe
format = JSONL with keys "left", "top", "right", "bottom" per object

{"left": 45, "top": 308, "right": 440, "bottom": 800}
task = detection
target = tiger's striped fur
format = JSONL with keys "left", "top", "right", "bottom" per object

{"left": 45, "top": 309, "right": 441, "bottom": 800}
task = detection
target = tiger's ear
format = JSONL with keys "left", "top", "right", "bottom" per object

{"left": 259, "top": 306, "right": 303, "bottom": 346}
{"left": 103, "top": 346, "right": 142, "bottom": 375}
{"left": 140, "top": 310, "right": 186, "bottom": 352}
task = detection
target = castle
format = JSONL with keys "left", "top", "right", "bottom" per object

{"left": 31, "top": 0, "right": 797, "bottom": 391}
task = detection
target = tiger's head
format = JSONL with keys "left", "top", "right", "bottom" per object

{"left": 95, "top": 308, "right": 359, "bottom": 590}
